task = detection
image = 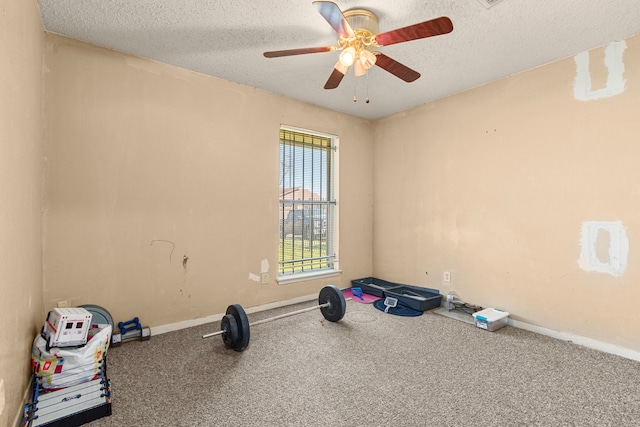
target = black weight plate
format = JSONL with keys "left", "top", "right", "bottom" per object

{"left": 226, "top": 304, "right": 250, "bottom": 352}
{"left": 319, "top": 285, "right": 346, "bottom": 322}
{"left": 220, "top": 314, "right": 239, "bottom": 349}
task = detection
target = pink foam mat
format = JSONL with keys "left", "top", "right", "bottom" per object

{"left": 342, "top": 288, "right": 380, "bottom": 304}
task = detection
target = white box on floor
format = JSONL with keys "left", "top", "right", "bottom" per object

{"left": 42, "top": 307, "right": 93, "bottom": 348}
{"left": 472, "top": 308, "right": 509, "bottom": 331}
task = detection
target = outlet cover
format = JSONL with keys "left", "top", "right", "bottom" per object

{"left": 261, "top": 273, "right": 269, "bottom": 285}
{"left": 443, "top": 272, "right": 451, "bottom": 283}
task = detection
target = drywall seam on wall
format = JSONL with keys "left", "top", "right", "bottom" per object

{"left": 579, "top": 220, "right": 628, "bottom": 276}
{"left": 574, "top": 40, "right": 627, "bottom": 101}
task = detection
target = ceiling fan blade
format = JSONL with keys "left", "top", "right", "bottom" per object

{"left": 374, "top": 53, "right": 420, "bottom": 82}
{"left": 324, "top": 67, "right": 346, "bottom": 89}
{"left": 375, "top": 16, "right": 453, "bottom": 46}
{"left": 313, "top": 1, "right": 356, "bottom": 39}
{"left": 264, "top": 46, "right": 336, "bottom": 58}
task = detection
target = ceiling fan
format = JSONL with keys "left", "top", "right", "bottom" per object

{"left": 263, "top": 1, "right": 453, "bottom": 89}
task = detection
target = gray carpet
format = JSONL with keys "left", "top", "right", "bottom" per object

{"left": 89, "top": 300, "right": 640, "bottom": 426}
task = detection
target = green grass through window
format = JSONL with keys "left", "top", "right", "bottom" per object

{"left": 279, "top": 237, "right": 329, "bottom": 274}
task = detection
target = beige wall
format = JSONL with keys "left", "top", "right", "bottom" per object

{"left": 42, "top": 34, "right": 373, "bottom": 329}
{"left": 373, "top": 35, "right": 640, "bottom": 352}
{"left": 5, "top": 4, "right": 637, "bottom": 423}
{"left": 0, "top": 0, "right": 44, "bottom": 425}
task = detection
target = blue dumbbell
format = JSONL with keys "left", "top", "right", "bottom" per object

{"left": 118, "top": 317, "right": 141, "bottom": 335}
{"left": 112, "top": 317, "right": 151, "bottom": 347}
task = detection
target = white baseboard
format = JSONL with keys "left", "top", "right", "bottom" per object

{"left": 435, "top": 304, "right": 640, "bottom": 363}
{"left": 509, "top": 318, "right": 640, "bottom": 363}
{"left": 13, "top": 376, "right": 33, "bottom": 427}
{"left": 150, "top": 293, "right": 318, "bottom": 336}
{"left": 155, "top": 296, "right": 640, "bottom": 363}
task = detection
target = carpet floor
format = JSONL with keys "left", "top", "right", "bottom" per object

{"left": 88, "top": 299, "right": 640, "bottom": 426}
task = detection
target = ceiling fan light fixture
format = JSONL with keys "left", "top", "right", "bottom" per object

{"left": 263, "top": 3, "right": 453, "bottom": 91}
{"left": 354, "top": 59, "right": 366, "bottom": 76}
{"left": 343, "top": 9, "right": 380, "bottom": 36}
{"left": 359, "top": 49, "right": 377, "bottom": 70}
{"left": 334, "top": 60, "right": 349, "bottom": 75}
{"left": 339, "top": 46, "right": 356, "bottom": 66}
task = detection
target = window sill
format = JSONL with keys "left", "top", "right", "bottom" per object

{"left": 277, "top": 269, "right": 342, "bottom": 285}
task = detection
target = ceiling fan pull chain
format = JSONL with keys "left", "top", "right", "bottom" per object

{"left": 366, "top": 73, "right": 370, "bottom": 104}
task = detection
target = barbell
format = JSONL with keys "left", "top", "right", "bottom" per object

{"left": 202, "top": 285, "right": 347, "bottom": 352}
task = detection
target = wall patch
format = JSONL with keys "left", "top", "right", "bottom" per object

{"left": 249, "top": 259, "right": 271, "bottom": 283}
{"left": 579, "top": 220, "right": 628, "bottom": 277}
{"left": 574, "top": 40, "right": 627, "bottom": 101}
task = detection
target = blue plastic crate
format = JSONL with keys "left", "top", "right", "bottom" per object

{"left": 351, "top": 277, "right": 442, "bottom": 312}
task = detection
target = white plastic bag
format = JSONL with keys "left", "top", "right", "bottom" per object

{"left": 31, "top": 324, "right": 111, "bottom": 390}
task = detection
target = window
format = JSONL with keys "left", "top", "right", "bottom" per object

{"left": 279, "top": 127, "right": 336, "bottom": 278}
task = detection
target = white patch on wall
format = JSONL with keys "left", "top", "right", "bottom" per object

{"left": 248, "top": 259, "right": 270, "bottom": 282}
{"left": 574, "top": 40, "right": 627, "bottom": 101}
{"left": 579, "top": 221, "right": 628, "bottom": 276}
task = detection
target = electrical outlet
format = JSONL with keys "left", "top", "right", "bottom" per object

{"left": 261, "top": 273, "right": 269, "bottom": 285}
{"left": 57, "top": 300, "right": 70, "bottom": 308}
{"left": 443, "top": 271, "right": 451, "bottom": 283}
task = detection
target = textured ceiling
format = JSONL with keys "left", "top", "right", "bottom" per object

{"left": 36, "top": 0, "right": 640, "bottom": 120}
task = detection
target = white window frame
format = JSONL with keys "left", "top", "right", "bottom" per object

{"left": 277, "top": 125, "right": 339, "bottom": 284}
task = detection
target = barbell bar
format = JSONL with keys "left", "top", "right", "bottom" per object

{"left": 202, "top": 285, "right": 348, "bottom": 352}
{"left": 201, "top": 303, "right": 329, "bottom": 340}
